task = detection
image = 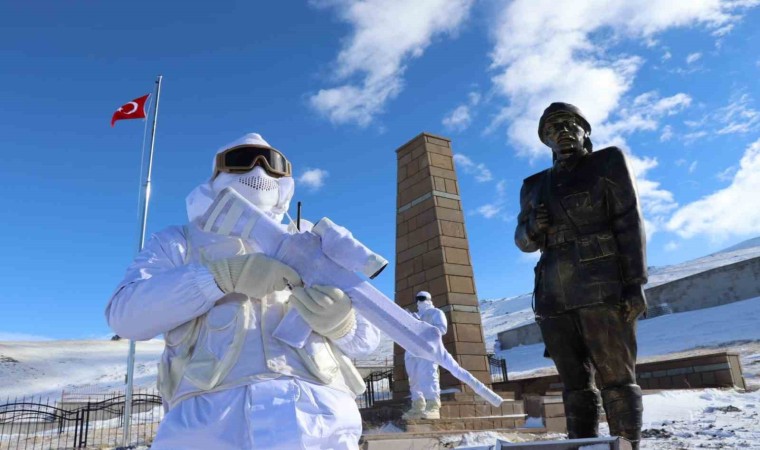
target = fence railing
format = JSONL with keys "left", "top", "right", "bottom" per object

{"left": 0, "top": 390, "right": 163, "bottom": 449}
{"left": 358, "top": 368, "right": 393, "bottom": 409}
{"left": 488, "top": 353, "right": 508, "bottom": 383}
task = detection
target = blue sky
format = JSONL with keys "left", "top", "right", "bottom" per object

{"left": 1, "top": 0, "right": 759, "bottom": 340}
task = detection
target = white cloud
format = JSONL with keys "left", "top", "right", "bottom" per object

{"left": 453, "top": 153, "right": 493, "bottom": 182}
{"left": 309, "top": 0, "right": 475, "bottom": 126}
{"left": 298, "top": 168, "right": 329, "bottom": 190}
{"left": 443, "top": 105, "right": 472, "bottom": 131}
{"left": 476, "top": 203, "right": 502, "bottom": 219}
{"left": 689, "top": 161, "right": 698, "bottom": 173}
{"left": 684, "top": 130, "right": 709, "bottom": 143}
{"left": 716, "top": 165, "right": 737, "bottom": 182}
{"left": 443, "top": 89, "right": 482, "bottom": 132}
{"left": 684, "top": 93, "right": 760, "bottom": 137}
{"left": 660, "top": 125, "right": 674, "bottom": 141}
{"left": 716, "top": 93, "right": 760, "bottom": 134}
{"left": 664, "top": 241, "right": 680, "bottom": 251}
{"left": 662, "top": 51, "right": 672, "bottom": 61}
{"left": 473, "top": 179, "right": 514, "bottom": 221}
{"left": 667, "top": 139, "right": 760, "bottom": 241}
{"left": 627, "top": 153, "right": 679, "bottom": 238}
{"left": 486, "top": 0, "right": 756, "bottom": 159}
{"left": 686, "top": 52, "right": 702, "bottom": 64}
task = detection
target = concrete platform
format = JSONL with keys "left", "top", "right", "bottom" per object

{"left": 360, "top": 428, "right": 549, "bottom": 450}
{"left": 497, "top": 437, "right": 632, "bottom": 449}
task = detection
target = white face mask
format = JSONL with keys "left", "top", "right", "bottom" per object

{"left": 417, "top": 300, "right": 434, "bottom": 314}
{"left": 211, "top": 166, "right": 280, "bottom": 215}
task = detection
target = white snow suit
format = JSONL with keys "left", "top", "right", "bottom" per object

{"left": 404, "top": 301, "right": 448, "bottom": 402}
{"left": 106, "top": 222, "right": 380, "bottom": 449}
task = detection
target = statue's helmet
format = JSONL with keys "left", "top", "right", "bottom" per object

{"left": 538, "top": 102, "right": 593, "bottom": 158}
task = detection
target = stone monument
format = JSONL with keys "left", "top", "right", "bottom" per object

{"left": 393, "top": 132, "right": 490, "bottom": 398}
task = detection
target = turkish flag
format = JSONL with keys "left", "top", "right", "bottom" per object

{"left": 111, "top": 94, "right": 150, "bottom": 127}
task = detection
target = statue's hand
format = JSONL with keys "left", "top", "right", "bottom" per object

{"left": 621, "top": 284, "right": 647, "bottom": 323}
{"left": 528, "top": 203, "right": 550, "bottom": 239}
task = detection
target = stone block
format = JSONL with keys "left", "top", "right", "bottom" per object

{"left": 425, "top": 135, "right": 451, "bottom": 148}
{"left": 449, "top": 275, "right": 475, "bottom": 294}
{"left": 545, "top": 416, "right": 567, "bottom": 433}
{"left": 456, "top": 323, "right": 485, "bottom": 343}
{"left": 449, "top": 311, "right": 483, "bottom": 325}
{"left": 429, "top": 152, "right": 454, "bottom": 170}
{"left": 440, "top": 236, "right": 470, "bottom": 250}
{"left": 433, "top": 176, "right": 446, "bottom": 192}
{"left": 445, "top": 247, "right": 470, "bottom": 265}
{"left": 444, "top": 178, "right": 459, "bottom": 195}
{"left": 445, "top": 292, "right": 479, "bottom": 307}
{"left": 435, "top": 196, "right": 460, "bottom": 211}
{"left": 459, "top": 403, "right": 476, "bottom": 417}
{"left": 427, "top": 275, "right": 448, "bottom": 297}
{"left": 460, "top": 355, "right": 488, "bottom": 371}
{"left": 440, "top": 220, "right": 466, "bottom": 238}
{"left": 422, "top": 249, "right": 445, "bottom": 269}
{"left": 437, "top": 207, "right": 464, "bottom": 223}
{"left": 411, "top": 144, "right": 427, "bottom": 160}
{"left": 429, "top": 166, "right": 457, "bottom": 180}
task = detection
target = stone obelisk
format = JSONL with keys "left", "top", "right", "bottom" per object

{"left": 393, "top": 132, "right": 490, "bottom": 398}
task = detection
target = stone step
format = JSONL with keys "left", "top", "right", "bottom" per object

{"left": 440, "top": 399, "right": 523, "bottom": 419}
{"left": 360, "top": 428, "right": 548, "bottom": 450}
{"left": 496, "top": 436, "right": 632, "bottom": 449}
{"left": 440, "top": 390, "right": 517, "bottom": 402}
{"left": 403, "top": 413, "right": 527, "bottom": 432}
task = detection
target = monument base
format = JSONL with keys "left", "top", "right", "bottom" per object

{"left": 497, "top": 437, "right": 632, "bottom": 450}
{"left": 361, "top": 391, "right": 527, "bottom": 433}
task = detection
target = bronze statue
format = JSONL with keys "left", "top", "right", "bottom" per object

{"left": 515, "top": 103, "right": 647, "bottom": 449}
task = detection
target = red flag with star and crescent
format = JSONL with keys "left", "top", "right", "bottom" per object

{"left": 111, "top": 94, "right": 150, "bottom": 127}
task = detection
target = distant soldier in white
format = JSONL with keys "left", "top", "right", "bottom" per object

{"left": 106, "top": 133, "right": 380, "bottom": 450}
{"left": 402, "top": 291, "right": 448, "bottom": 420}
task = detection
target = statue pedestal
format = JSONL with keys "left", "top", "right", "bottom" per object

{"left": 361, "top": 391, "right": 528, "bottom": 433}
{"left": 497, "top": 437, "right": 632, "bottom": 450}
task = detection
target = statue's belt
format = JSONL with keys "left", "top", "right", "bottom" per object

{"left": 544, "top": 227, "right": 613, "bottom": 248}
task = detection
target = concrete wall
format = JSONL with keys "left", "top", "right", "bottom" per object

{"left": 497, "top": 256, "right": 760, "bottom": 351}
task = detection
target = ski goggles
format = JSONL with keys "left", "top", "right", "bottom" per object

{"left": 214, "top": 145, "right": 292, "bottom": 179}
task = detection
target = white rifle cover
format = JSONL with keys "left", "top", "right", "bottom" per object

{"left": 198, "top": 188, "right": 504, "bottom": 407}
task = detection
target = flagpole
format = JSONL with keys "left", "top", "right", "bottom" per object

{"left": 123, "top": 74, "right": 162, "bottom": 447}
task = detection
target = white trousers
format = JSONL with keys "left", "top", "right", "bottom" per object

{"left": 151, "top": 378, "right": 362, "bottom": 450}
{"left": 404, "top": 354, "right": 440, "bottom": 402}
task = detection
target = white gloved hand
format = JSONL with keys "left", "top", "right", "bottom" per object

{"left": 206, "top": 254, "right": 302, "bottom": 299}
{"left": 289, "top": 285, "right": 356, "bottom": 340}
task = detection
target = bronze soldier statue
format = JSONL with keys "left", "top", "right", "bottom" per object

{"left": 515, "top": 103, "right": 648, "bottom": 449}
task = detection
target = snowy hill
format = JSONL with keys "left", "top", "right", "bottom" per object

{"left": 479, "top": 236, "right": 760, "bottom": 349}
{"left": 0, "top": 339, "right": 164, "bottom": 399}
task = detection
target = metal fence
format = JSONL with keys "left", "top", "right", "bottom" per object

{"left": 357, "top": 368, "right": 393, "bottom": 409}
{"left": 488, "top": 354, "right": 508, "bottom": 383}
{"left": 0, "top": 390, "right": 163, "bottom": 449}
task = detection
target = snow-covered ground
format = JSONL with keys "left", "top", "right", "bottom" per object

{"left": 499, "top": 296, "right": 760, "bottom": 381}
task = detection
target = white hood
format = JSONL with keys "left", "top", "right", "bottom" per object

{"left": 186, "top": 133, "right": 295, "bottom": 223}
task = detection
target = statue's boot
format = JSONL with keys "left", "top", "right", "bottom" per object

{"left": 402, "top": 398, "right": 426, "bottom": 420}
{"left": 422, "top": 398, "right": 441, "bottom": 419}
{"left": 602, "top": 384, "right": 643, "bottom": 450}
{"left": 563, "top": 388, "right": 601, "bottom": 439}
